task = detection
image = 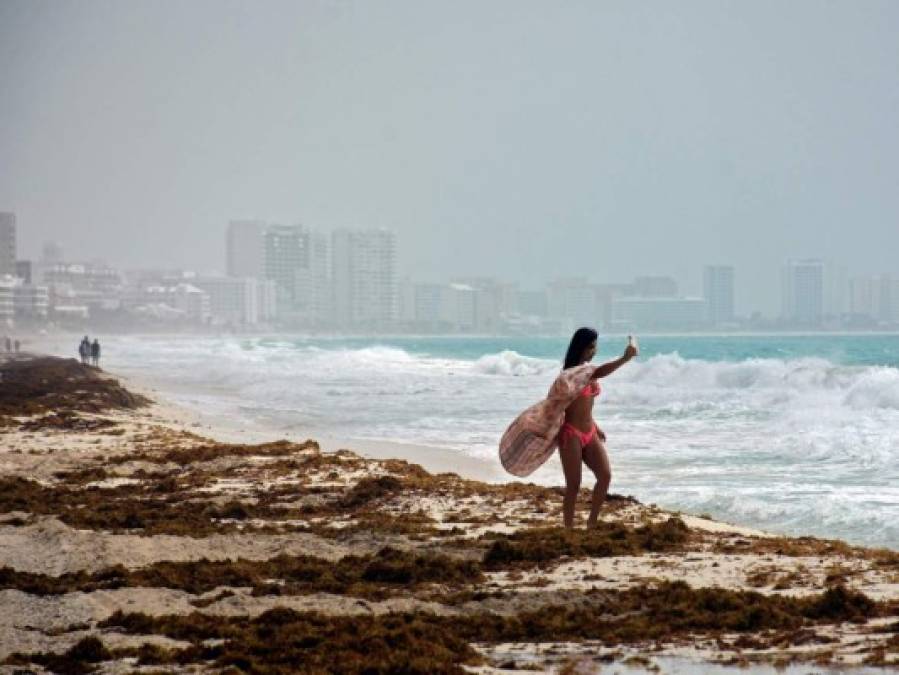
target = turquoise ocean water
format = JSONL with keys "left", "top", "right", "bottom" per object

{"left": 100, "top": 333, "right": 899, "bottom": 548}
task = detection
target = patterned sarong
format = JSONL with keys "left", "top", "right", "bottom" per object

{"left": 499, "top": 363, "right": 597, "bottom": 477}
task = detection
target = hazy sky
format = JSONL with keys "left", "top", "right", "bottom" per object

{"left": 2, "top": 0, "right": 898, "bottom": 314}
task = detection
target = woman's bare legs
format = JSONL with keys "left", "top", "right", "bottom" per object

{"left": 558, "top": 435, "right": 583, "bottom": 528}
{"left": 582, "top": 436, "right": 611, "bottom": 527}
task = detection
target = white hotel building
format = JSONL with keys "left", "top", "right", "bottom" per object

{"left": 332, "top": 228, "right": 397, "bottom": 329}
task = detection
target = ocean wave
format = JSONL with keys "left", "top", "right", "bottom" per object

{"left": 112, "top": 339, "right": 899, "bottom": 410}
{"left": 843, "top": 367, "right": 899, "bottom": 410}
{"left": 259, "top": 344, "right": 424, "bottom": 377}
{"left": 644, "top": 485, "right": 899, "bottom": 548}
{"left": 471, "top": 350, "right": 557, "bottom": 376}
{"left": 317, "top": 345, "right": 418, "bottom": 366}
{"left": 619, "top": 353, "right": 897, "bottom": 398}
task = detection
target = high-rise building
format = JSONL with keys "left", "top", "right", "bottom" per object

{"left": 847, "top": 275, "right": 899, "bottom": 325}
{"left": 703, "top": 265, "right": 735, "bottom": 326}
{"left": 15, "top": 260, "right": 32, "bottom": 284}
{"left": 440, "top": 283, "right": 477, "bottom": 331}
{"left": 226, "top": 221, "right": 328, "bottom": 323}
{"left": 194, "top": 276, "right": 260, "bottom": 325}
{"left": 332, "top": 228, "right": 397, "bottom": 328}
{"left": 293, "top": 231, "right": 330, "bottom": 323}
{"left": 782, "top": 259, "right": 824, "bottom": 324}
{"left": 849, "top": 277, "right": 877, "bottom": 318}
{"left": 0, "top": 212, "right": 16, "bottom": 277}
{"left": 632, "top": 276, "right": 678, "bottom": 298}
{"left": 226, "top": 220, "right": 266, "bottom": 279}
{"left": 877, "top": 275, "right": 899, "bottom": 323}
{"left": 257, "top": 279, "right": 279, "bottom": 322}
{"left": 399, "top": 281, "right": 443, "bottom": 327}
{"left": 824, "top": 263, "right": 847, "bottom": 317}
{"left": 264, "top": 225, "right": 310, "bottom": 311}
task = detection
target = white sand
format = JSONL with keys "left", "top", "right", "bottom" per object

{"left": 0, "top": 517, "right": 358, "bottom": 576}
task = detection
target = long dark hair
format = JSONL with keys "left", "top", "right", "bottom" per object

{"left": 563, "top": 327, "right": 598, "bottom": 370}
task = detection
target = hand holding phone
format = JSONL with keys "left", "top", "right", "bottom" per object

{"left": 625, "top": 335, "right": 639, "bottom": 360}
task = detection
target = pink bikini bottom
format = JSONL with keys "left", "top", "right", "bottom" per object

{"left": 559, "top": 422, "right": 597, "bottom": 448}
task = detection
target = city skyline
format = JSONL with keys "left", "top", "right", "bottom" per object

{"left": 4, "top": 208, "right": 899, "bottom": 332}
{"left": 3, "top": 2, "right": 899, "bottom": 317}
{"left": 8, "top": 213, "right": 899, "bottom": 320}
{"left": 6, "top": 204, "right": 899, "bottom": 319}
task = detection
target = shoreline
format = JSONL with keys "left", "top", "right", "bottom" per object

{"left": 107, "top": 365, "right": 511, "bottom": 485}
{"left": 12, "top": 336, "right": 508, "bottom": 484}
{"left": 2, "top": 354, "right": 898, "bottom": 671}
{"left": 12, "top": 342, "right": 899, "bottom": 549}
{"left": 103, "top": 362, "right": 779, "bottom": 538}
{"left": 12, "top": 345, "right": 876, "bottom": 544}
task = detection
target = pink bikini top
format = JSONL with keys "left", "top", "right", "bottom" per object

{"left": 580, "top": 381, "right": 601, "bottom": 398}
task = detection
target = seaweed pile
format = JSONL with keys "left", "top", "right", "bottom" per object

{"left": 3, "top": 585, "right": 894, "bottom": 673}
{"left": 0, "top": 356, "right": 150, "bottom": 418}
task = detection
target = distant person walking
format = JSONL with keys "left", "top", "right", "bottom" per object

{"left": 13, "top": 339, "right": 20, "bottom": 353}
{"left": 78, "top": 336, "right": 90, "bottom": 365}
{"left": 4, "top": 336, "right": 10, "bottom": 352}
{"left": 91, "top": 339, "right": 101, "bottom": 368}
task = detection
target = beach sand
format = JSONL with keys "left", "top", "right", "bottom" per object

{"left": 1, "top": 354, "right": 897, "bottom": 672}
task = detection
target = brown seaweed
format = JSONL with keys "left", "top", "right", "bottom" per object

{"left": 78, "top": 583, "right": 887, "bottom": 672}
{"left": 0, "top": 546, "right": 481, "bottom": 598}
{"left": 0, "top": 356, "right": 150, "bottom": 417}
{"left": 6, "top": 636, "right": 111, "bottom": 674}
{"left": 482, "top": 516, "right": 689, "bottom": 568}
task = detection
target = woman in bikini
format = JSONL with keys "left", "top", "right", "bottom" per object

{"left": 559, "top": 328, "right": 637, "bottom": 528}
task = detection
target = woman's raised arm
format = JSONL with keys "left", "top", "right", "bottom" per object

{"left": 592, "top": 342, "right": 637, "bottom": 379}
